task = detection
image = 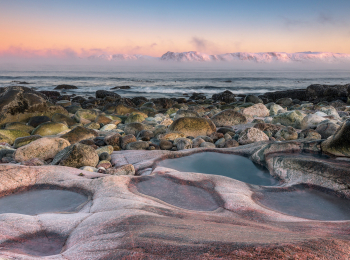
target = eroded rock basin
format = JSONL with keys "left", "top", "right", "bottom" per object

{"left": 255, "top": 185, "right": 350, "bottom": 221}
{"left": 0, "top": 189, "right": 88, "bottom": 215}
{"left": 133, "top": 175, "right": 223, "bottom": 211}
{"left": 158, "top": 152, "right": 279, "bottom": 186}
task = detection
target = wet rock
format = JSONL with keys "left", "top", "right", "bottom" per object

{"left": 106, "top": 164, "right": 135, "bottom": 175}
{"left": 120, "top": 134, "right": 137, "bottom": 149}
{"left": 300, "top": 114, "right": 326, "bottom": 129}
{"left": 299, "top": 129, "right": 322, "bottom": 140}
{"left": 241, "top": 103, "right": 269, "bottom": 117}
{"left": 59, "top": 143, "right": 99, "bottom": 168}
{"left": 14, "top": 137, "right": 70, "bottom": 162}
{"left": 13, "top": 135, "right": 42, "bottom": 148}
{"left": 271, "top": 110, "right": 306, "bottom": 129}
{"left": 0, "top": 86, "right": 68, "bottom": 125}
{"left": 211, "top": 110, "right": 247, "bottom": 127}
{"left": 238, "top": 127, "right": 269, "bottom": 145}
{"left": 244, "top": 95, "right": 263, "bottom": 104}
{"left": 316, "top": 122, "right": 340, "bottom": 139}
{"left": 4, "top": 122, "right": 34, "bottom": 133}
{"left": 321, "top": 119, "right": 350, "bottom": 156}
{"left": 212, "top": 90, "right": 236, "bottom": 103}
{"left": 60, "top": 126, "right": 98, "bottom": 144}
{"left": 0, "top": 129, "right": 30, "bottom": 145}
{"left": 54, "top": 84, "right": 78, "bottom": 90}
{"left": 126, "top": 141, "right": 150, "bottom": 150}
{"left": 275, "top": 126, "right": 298, "bottom": 140}
{"left": 32, "top": 122, "right": 69, "bottom": 136}
{"left": 168, "top": 117, "right": 216, "bottom": 137}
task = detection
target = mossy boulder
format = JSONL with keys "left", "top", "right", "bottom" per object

{"left": 74, "top": 109, "right": 99, "bottom": 123}
{"left": 13, "top": 135, "right": 42, "bottom": 148}
{"left": 211, "top": 110, "right": 248, "bottom": 127}
{"left": 59, "top": 143, "right": 99, "bottom": 168}
{"left": 125, "top": 113, "right": 146, "bottom": 124}
{"left": 0, "top": 129, "right": 30, "bottom": 145}
{"left": 271, "top": 110, "right": 306, "bottom": 129}
{"left": 31, "top": 122, "right": 69, "bottom": 136}
{"left": 60, "top": 126, "right": 98, "bottom": 144}
{"left": 4, "top": 122, "right": 34, "bottom": 133}
{"left": 112, "top": 104, "right": 139, "bottom": 115}
{"left": 14, "top": 137, "right": 70, "bottom": 161}
{"left": 168, "top": 117, "right": 216, "bottom": 137}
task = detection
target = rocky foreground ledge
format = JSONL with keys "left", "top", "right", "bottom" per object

{"left": 0, "top": 84, "right": 349, "bottom": 258}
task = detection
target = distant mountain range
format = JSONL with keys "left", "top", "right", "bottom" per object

{"left": 88, "top": 51, "right": 350, "bottom": 63}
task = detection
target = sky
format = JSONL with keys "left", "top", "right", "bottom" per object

{"left": 1, "top": 0, "right": 350, "bottom": 59}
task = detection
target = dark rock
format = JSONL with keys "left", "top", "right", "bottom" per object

{"left": 104, "top": 133, "right": 122, "bottom": 146}
{"left": 124, "top": 123, "right": 145, "bottom": 136}
{"left": 39, "top": 91, "right": 61, "bottom": 99}
{"left": 131, "top": 96, "right": 148, "bottom": 107}
{"left": 159, "top": 139, "right": 173, "bottom": 150}
{"left": 189, "top": 93, "right": 206, "bottom": 100}
{"left": 111, "top": 86, "right": 131, "bottom": 90}
{"left": 54, "top": 84, "right": 78, "bottom": 90}
{"left": 96, "top": 90, "right": 121, "bottom": 99}
{"left": 126, "top": 141, "right": 149, "bottom": 150}
{"left": 71, "top": 96, "right": 87, "bottom": 104}
{"left": 276, "top": 98, "right": 293, "bottom": 107}
{"left": 306, "top": 84, "right": 349, "bottom": 103}
{"left": 321, "top": 119, "right": 350, "bottom": 156}
{"left": 260, "top": 89, "right": 307, "bottom": 102}
{"left": 212, "top": 90, "right": 236, "bottom": 103}
{"left": 151, "top": 98, "right": 174, "bottom": 109}
{"left": 244, "top": 95, "right": 263, "bottom": 104}
{"left": 51, "top": 113, "right": 77, "bottom": 127}
{"left": 0, "top": 86, "right": 68, "bottom": 125}
{"left": 120, "top": 135, "right": 137, "bottom": 149}
{"left": 27, "top": 116, "right": 51, "bottom": 128}
{"left": 99, "top": 152, "right": 111, "bottom": 161}
{"left": 137, "top": 130, "right": 154, "bottom": 141}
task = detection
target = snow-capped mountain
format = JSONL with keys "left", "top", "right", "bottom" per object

{"left": 87, "top": 51, "right": 350, "bottom": 63}
{"left": 88, "top": 54, "right": 156, "bottom": 61}
{"left": 160, "top": 51, "right": 350, "bottom": 63}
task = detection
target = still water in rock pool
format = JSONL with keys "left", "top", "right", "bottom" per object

{"left": 0, "top": 189, "right": 88, "bottom": 215}
{"left": 158, "top": 152, "right": 278, "bottom": 186}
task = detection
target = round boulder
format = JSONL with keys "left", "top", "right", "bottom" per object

{"left": 321, "top": 119, "right": 350, "bottom": 156}
{"left": 59, "top": 143, "right": 99, "bottom": 168}
{"left": 31, "top": 122, "right": 69, "bottom": 136}
{"left": 211, "top": 110, "right": 248, "bottom": 127}
{"left": 168, "top": 117, "right": 216, "bottom": 137}
{"left": 238, "top": 128, "right": 269, "bottom": 145}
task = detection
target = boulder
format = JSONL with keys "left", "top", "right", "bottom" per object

{"left": 59, "top": 143, "right": 99, "bottom": 168}
{"left": 321, "top": 119, "right": 350, "bottom": 156}
{"left": 300, "top": 114, "right": 326, "bottom": 129}
{"left": 124, "top": 123, "right": 145, "bottom": 136}
{"left": 96, "top": 145, "right": 114, "bottom": 155}
{"left": 269, "top": 104, "right": 285, "bottom": 116}
{"left": 174, "top": 109, "right": 200, "bottom": 119}
{"left": 60, "top": 126, "right": 98, "bottom": 144}
{"left": 241, "top": 103, "right": 269, "bottom": 117}
{"left": 4, "top": 122, "right": 34, "bottom": 133}
{"left": 95, "top": 115, "right": 113, "bottom": 125}
{"left": 120, "top": 135, "right": 137, "bottom": 149}
{"left": 51, "top": 113, "right": 77, "bottom": 127}
{"left": 238, "top": 128, "right": 269, "bottom": 145}
{"left": 13, "top": 135, "right": 42, "bottom": 148}
{"left": 31, "top": 122, "right": 69, "bottom": 136}
{"left": 276, "top": 98, "right": 293, "bottom": 107}
{"left": 74, "top": 109, "right": 99, "bottom": 123}
{"left": 174, "top": 138, "right": 192, "bottom": 150}
{"left": 320, "top": 106, "right": 340, "bottom": 119}
{"left": 275, "top": 127, "right": 298, "bottom": 140}
{"left": 125, "top": 141, "right": 150, "bottom": 150}
{"left": 14, "top": 137, "right": 70, "bottom": 162}
{"left": 54, "top": 84, "right": 78, "bottom": 90}
{"left": 159, "top": 132, "right": 186, "bottom": 141}
{"left": 100, "top": 124, "right": 117, "bottom": 131}
{"left": 125, "top": 113, "right": 146, "bottom": 123}
{"left": 299, "top": 129, "right": 322, "bottom": 140}
{"left": 96, "top": 90, "right": 121, "bottom": 99}
{"left": 244, "top": 95, "right": 263, "bottom": 104}
{"left": 212, "top": 90, "right": 236, "bottom": 103}
{"left": 271, "top": 111, "right": 306, "bottom": 129}
{"left": 0, "top": 129, "right": 30, "bottom": 145}
{"left": 316, "top": 122, "right": 340, "bottom": 139}
{"left": 27, "top": 116, "right": 50, "bottom": 128}
{"left": 211, "top": 110, "right": 248, "bottom": 127}
{"left": 104, "top": 133, "right": 122, "bottom": 146}
{"left": 0, "top": 86, "right": 68, "bottom": 125}
{"left": 168, "top": 117, "right": 216, "bottom": 137}
{"left": 159, "top": 139, "right": 173, "bottom": 150}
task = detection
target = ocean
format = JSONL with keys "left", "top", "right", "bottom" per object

{"left": 0, "top": 66, "right": 349, "bottom": 99}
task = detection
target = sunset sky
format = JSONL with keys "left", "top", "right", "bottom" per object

{"left": 1, "top": 0, "right": 350, "bottom": 58}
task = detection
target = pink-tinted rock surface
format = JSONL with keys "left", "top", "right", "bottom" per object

{"left": 0, "top": 141, "right": 349, "bottom": 259}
